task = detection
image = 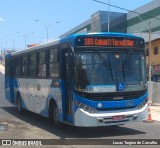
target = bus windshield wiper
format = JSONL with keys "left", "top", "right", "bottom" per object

{"left": 95, "top": 51, "right": 114, "bottom": 81}
{"left": 95, "top": 51, "right": 110, "bottom": 69}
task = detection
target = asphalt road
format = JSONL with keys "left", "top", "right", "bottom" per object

{"left": 0, "top": 72, "right": 160, "bottom": 148}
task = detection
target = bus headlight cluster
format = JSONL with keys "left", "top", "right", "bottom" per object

{"left": 137, "top": 98, "right": 148, "bottom": 109}
{"left": 75, "top": 101, "right": 96, "bottom": 113}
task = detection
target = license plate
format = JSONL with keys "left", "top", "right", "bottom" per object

{"left": 112, "top": 115, "right": 125, "bottom": 121}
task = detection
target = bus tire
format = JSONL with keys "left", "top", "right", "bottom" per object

{"left": 51, "top": 104, "right": 62, "bottom": 128}
{"left": 16, "top": 94, "right": 23, "bottom": 114}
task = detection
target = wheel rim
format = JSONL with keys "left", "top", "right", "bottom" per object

{"left": 54, "top": 108, "right": 59, "bottom": 122}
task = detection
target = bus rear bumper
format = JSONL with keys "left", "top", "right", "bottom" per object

{"left": 74, "top": 104, "right": 148, "bottom": 127}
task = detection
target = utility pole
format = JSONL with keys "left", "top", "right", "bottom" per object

{"left": 148, "top": 21, "right": 152, "bottom": 81}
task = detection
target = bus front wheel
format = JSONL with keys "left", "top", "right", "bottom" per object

{"left": 51, "top": 104, "right": 61, "bottom": 128}
{"left": 16, "top": 94, "right": 23, "bottom": 113}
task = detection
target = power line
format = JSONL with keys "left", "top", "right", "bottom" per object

{"left": 93, "top": 0, "right": 160, "bottom": 21}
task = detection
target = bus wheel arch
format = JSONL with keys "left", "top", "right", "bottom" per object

{"left": 49, "top": 99, "right": 62, "bottom": 127}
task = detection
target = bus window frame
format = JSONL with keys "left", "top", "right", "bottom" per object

{"left": 15, "top": 56, "right": 22, "bottom": 77}
{"left": 21, "top": 55, "right": 29, "bottom": 77}
{"left": 48, "top": 48, "right": 60, "bottom": 78}
{"left": 37, "top": 50, "right": 47, "bottom": 78}
{"left": 29, "top": 52, "right": 37, "bottom": 78}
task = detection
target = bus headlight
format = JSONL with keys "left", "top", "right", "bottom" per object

{"left": 137, "top": 98, "right": 148, "bottom": 109}
{"left": 75, "top": 101, "right": 96, "bottom": 113}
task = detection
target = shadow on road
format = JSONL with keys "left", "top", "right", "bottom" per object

{"left": 1, "top": 106, "right": 146, "bottom": 139}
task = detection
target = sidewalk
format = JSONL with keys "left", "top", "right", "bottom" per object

{"left": 150, "top": 104, "right": 160, "bottom": 122}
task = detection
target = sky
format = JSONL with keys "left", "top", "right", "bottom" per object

{"left": 0, "top": 0, "right": 152, "bottom": 50}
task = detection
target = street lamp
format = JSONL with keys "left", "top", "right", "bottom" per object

{"left": 108, "top": 0, "right": 110, "bottom": 32}
{"left": 10, "top": 39, "right": 15, "bottom": 50}
{"left": 16, "top": 32, "right": 34, "bottom": 48}
{"left": 0, "top": 40, "right": 5, "bottom": 55}
{"left": 0, "top": 42, "right": 2, "bottom": 54}
{"left": 35, "top": 20, "right": 60, "bottom": 42}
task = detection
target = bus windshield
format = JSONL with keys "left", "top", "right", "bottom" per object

{"left": 74, "top": 50, "right": 146, "bottom": 93}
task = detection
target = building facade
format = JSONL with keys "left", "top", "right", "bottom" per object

{"left": 60, "top": 0, "right": 160, "bottom": 40}
{"left": 145, "top": 38, "right": 160, "bottom": 81}
{"left": 60, "top": 11, "right": 127, "bottom": 38}
{"left": 127, "top": 0, "right": 160, "bottom": 35}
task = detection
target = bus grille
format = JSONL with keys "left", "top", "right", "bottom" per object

{"left": 79, "top": 89, "right": 147, "bottom": 101}
{"left": 96, "top": 106, "right": 137, "bottom": 111}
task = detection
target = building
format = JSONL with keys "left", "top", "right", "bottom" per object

{"left": 145, "top": 38, "right": 160, "bottom": 81}
{"left": 60, "top": 0, "right": 160, "bottom": 41}
{"left": 60, "top": 11, "right": 127, "bottom": 38}
{"left": 146, "top": 38, "right": 160, "bottom": 66}
{"left": 127, "top": 0, "right": 160, "bottom": 35}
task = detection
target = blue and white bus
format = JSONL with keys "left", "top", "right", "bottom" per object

{"left": 5, "top": 33, "right": 148, "bottom": 127}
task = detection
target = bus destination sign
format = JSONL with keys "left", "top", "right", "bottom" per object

{"left": 84, "top": 38, "right": 134, "bottom": 47}
{"left": 76, "top": 37, "right": 144, "bottom": 48}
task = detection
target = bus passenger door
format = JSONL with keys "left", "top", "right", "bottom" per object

{"left": 62, "top": 50, "right": 73, "bottom": 123}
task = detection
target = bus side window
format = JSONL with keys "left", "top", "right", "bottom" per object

{"left": 38, "top": 50, "right": 47, "bottom": 77}
{"left": 15, "top": 57, "right": 21, "bottom": 77}
{"left": 29, "top": 53, "right": 37, "bottom": 77}
{"left": 48, "top": 48, "right": 59, "bottom": 78}
{"left": 22, "top": 55, "right": 29, "bottom": 77}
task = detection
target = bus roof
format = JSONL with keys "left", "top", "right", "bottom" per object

{"left": 8, "top": 32, "right": 143, "bottom": 57}
{"left": 60, "top": 32, "right": 143, "bottom": 41}
{"left": 10, "top": 39, "right": 60, "bottom": 57}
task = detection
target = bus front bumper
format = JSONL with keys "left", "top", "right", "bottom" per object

{"left": 74, "top": 104, "right": 148, "bottom": 127}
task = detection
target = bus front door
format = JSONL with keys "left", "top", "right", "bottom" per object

{"left": 62, "top": 50, "right": 73, "bottom": 123}
{"left": 9, "top": 59, "right": 15, "bottom": 104}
